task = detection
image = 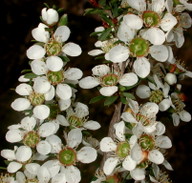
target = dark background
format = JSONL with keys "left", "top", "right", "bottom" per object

{"left": 0, "top": 0, "right": 192, "bottom": 182}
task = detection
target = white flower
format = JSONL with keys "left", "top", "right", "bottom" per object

{"left": 41, "top": 8, "right": 59, "bottom": 25}
{"left": 79, "top": 64, "right": 138, "bottom": 96}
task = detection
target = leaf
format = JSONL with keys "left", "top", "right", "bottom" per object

{"left": 104, "top": 95, "right": 118, "bottom": 106}
{"left": 59, "top": 55, "right": 70, "bottom": 62}
{"left": 100, "top": 14, "right": 113, "bottom": 26}
{"left": 98, "top": 28, "right": 112, "bottom": 41}
{"left": 24, "top": 73, "right": 38, "bottom": 79}
{"left": 21, "top": 69, "right": 32, "bottom": 74}
{"left": 89, "top": 95, "right": 105, "bottom": 104}
{"left": 84, "top": 8, "right": 104, "bottom": 15}
{"left": 98, "top": 0, "right": 106, "bottom": 7}
{"left": 120, "top": 96, "right": 127, "bottom": 104}
{"left": 123, "top": 92, "right": 135, "bottom": 100}
{"left": 58, "top": 14, "right": 68, "bottom": 26}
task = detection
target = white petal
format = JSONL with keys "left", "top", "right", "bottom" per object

{"left": 31, "top": 59, "right": 48, "bottom": 75}
{"left": 37, "top": 140, "right": 52, "bottom": 155}
{"left": 114, "top": 121, "right": 125, "bottom": 141}
{"left": 56, "top": 114, "right": 69, "bottom": 126}
{"left": 133, "top": 57, "right": 150, "bottom": 78}
{"left": 130, "top": 168, "right": 145, "bottom": 181}
{"left": 131, "top": 144, "right": 143, "bottom": 163}
{"left": 58, "top": 99, "right": 71, "bottom": 111}
{"left": 42, "top": 160, "right": 60, "bottom": 178}
{"left": 16, "top": 171, "right": 26, "bottom": 183}
{"left": 1, "top": 149, "right": 16, "bottom": 161}
{"left": 159, "top": 99, "right": 171, "bottom": 111}
{"left": 122, "top": 155, "right": 136, "bottom": 171}
{"left": 123, "top": 14, "right": 143, "bottom": 30}
{"left": 75, "top": 102, "right": 89, "bottom": 118}
{"left": 179, "top": 110, "right": 191, "bottom": 122}
{"left": 140, "top": 102, "right": 159, "bottom": 118}
{"left": 15, "top": 146, "right": 32, "bottom": 162}
{"left": 105, "top": 45, "right": 129, "bottom": 63}
{"left": 39, "top": 122, "right": 56, "bottom": 137}
{"left": 77, "top": 146, "right": 97, "bottom": 163}
{"left": 37, "top": 166, "right": 51, "bottom": 183}
{"left": 92, "top": 64, "right": 110, "bottom": 76}
{"left": 18, "top": 75, "right": 30, "bottom": 82}
{"left": 62, "top": 42, "right": 82, "bottom": 57}
{"left": 54, "top": 26, "right": 70, "bottom": 42}
{"left": 180, "top": 13, "right": 192, "bottom": 29}
{"left": 160, "top": 13, "right": 177, "bottom": 32}
{"left": 136, "top": 85, "right": 151, "bottom": 99}
{"left": 100, "top": 137, "right": 117, "bottom": 152}
{"left": 26, "top": 45, "right": 45, "bottom": 60}
{"left": 46, "top": 135, "right": 62, "bottom": 153}
{"left": 63, "top": 166, "right": 81, "bottom": 183}
{"left": 148, "top": 150, "right": 164, "bottom": 164}
{"left": 172, "top": 113, "right": 180, "bottom": 126}
{"left": 7, "top": 162, "right": 22, "bottom": 173}
{"left": 151, "top": 0, "right": 165, "bottom": 13}
{"left": 127, "top": 0, "right": 146, "bottom": 11}
{"left": 121, "top": 112, "right": 137, "bottom": 123}
{"left": 33, "top": 77, "right": 51, "bottom": 94}
{"left": 52, "top": 173, "right": 66, "bottom": 183}
{"left": 83, "top": 120, "right": 101, "bottom": 130}
{"left": 46, "top": 56, "right": 63, "bottom": 72}
{"left": 165, "top": 0, "right": 173, "bottom": 12}
{"left": 25, "top": 163, "right": 40, "bottom": 175}
{"left": 11, "top": 98, "right": 30, "bottom": 111}
{"left": 56, "top": 84, "right": 72, "bottom": 100}
{"left": 155, "top": 122, "right": 166, "bottom": 136}
{"left": 155, "top": 136, "right": 172, "bottom": 149}
{"left": 42, "top": 8, "right": 59, "bottom": 25}
{"left": 174, "top": 27, "right": 185, "bottom": 48}
{"left": 16, "top": 83, "right": 32, "bottom": 96}
{"left": 33, "top": 105, "right": 50, "bottom": 120}
{"left": 67, "top": 128, "right": 82, "bottom": 148}
{"left": 88, "top": 49, "right": 104, "bottom": 56}
{"left": 99, "top": 86, "right": 118, "bottom": 96}
{"left": 44, "top": 86, "right": 55, "bottom": 101}
{"left": 162, "top": 160, "right": 173, "bottom": 171}
{"left": 21, "top": 116, "right": 36, "bottom": 131}
{"left": 150, "top": 45, "right": 168, "bottom": 62}
{"left": 79, "top": 76, "right": 100, "bottom": 89}
{"left": 119, "top": 72, "right": 138, "bottom": 86}
{"left": 103, "top": 157, "right": 119, "bottom": 175}
{"left": 6, "top": 130, "right": 23, "bottom": 143}
{"left": 64, "top": 68, "right": 83, "bottom": 80}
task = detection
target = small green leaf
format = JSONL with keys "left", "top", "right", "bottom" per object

{"left": 21, "top": 69, "right": 31, "bottom": 74}
{"left": 125, "top": 122, "right": 133, "bottom": 130}
{"left": 123, "top": 92, "right": 135, "bottom": 99}
{"left": 89, "top": 95, "right": 105, "bottom": 104}
{"left": 84, "top": 8, "right": 104, "bottom": 15}
{"left": 24, "top": 73, "right": 38, "bottom": 79}
{"left": 98, "top": 28, "right": 112, "bottom": 41}
{"left": 58, "top": 14, "right": 68, "bottom": 26}
{"left": 120, "top": 96, "right": 127, "bottom": 104}
{"left": 98, "top": 0, "right": 106, "bottom": 7}
{"left": 59, "top": 55, "right": 70, "bottom": 62}
{"left": 104, "top": 95, "right": 118, "bottom": 106}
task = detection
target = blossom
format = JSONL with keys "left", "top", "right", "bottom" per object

{"left": 79, "top": 64, "right": 138, "bottom": 96}
{"left": 41, "top": 8, "right": 59, "bottom": 25}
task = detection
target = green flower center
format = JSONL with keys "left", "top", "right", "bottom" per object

{"left": 47, "top": 70, "right": 64, "bottom": 85}
{"left": 129, "top": 38, "right": 149, "bottom": 57}
{"left": 45, "top": 39, "right": 62, "bottom": 56}
{"left": 101, "top": 73, "right": 119, "bottom": 86}
{"left": 28, "top": 92, "right": 45, "bottom": 106}
{"left": 58, "top": 147, "right": 76, "bottom": 166}
{"left": 68, "top": 115, "right": 84, "bottom": 128}
{"left": 142, "top": 11, "right": 160, "bottom": 27}
{"left": 23, "top": 131, "right": 40, "bottom": 148}
{"left": 136, "top": 113, "right": 151, "bottom": 126}
{"left": 139, "top": 134, "right": 155, "bottom": 151}
{"left": 149, "top": 89, "right": 164, "bottom": 104}
{"left": 116, "top": 142, "right": 130, "bottom": 158}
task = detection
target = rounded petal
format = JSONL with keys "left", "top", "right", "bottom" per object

{"left": 123, "top": 14, "right": 143, "bottom": 30}
{"left": 46, "top": 135, "right": 62, "bottom": 153}
{"left": 67, "top": 128, "right": 82, "bottom": 148}
{"left": 64, "top": 68, "right": 83, "bottom": 80}
{"left": 11, "top": 98, "right": 30, "bottom": 111}
{"left": 127, "top": 0, "right": 146, "bottom": 11}
{"left": 33, "top": 105, "right": 50, "bottom": 120}
{"left": 105, "top": 45, "right": 129, "bottom": 63}
{"left": 119, "top": 73, "right": 138, "bottom": 86}
{"left": 6, "top": 130, "right": 23, "bottom": 143}
{"left": 88, "top": 49, "right": 104, "bottom": 56}
{"left": 150, "top": 45, "right": 168, "bottom": 62}
{"left": 162, "top": 160, "right": 173, "bottom": 171}
{"left": 133, "top": 57, "right": 150, "bottom": 78}
{"left": 179, "top": 110, "right": 191, "bottom": 122}
{"left": 83, "top": 120, "right": 101, "bottom": 130}
{"left": 114, "top": 121, "right": 125, "bottom": 141}
{"left": 165, "top": 73, "right": 177, "bottom": 85}
{"left": 160, "top": 13, "right": 177, "bottom": 32}
{"left": 155, "top": 136, "right": 172, "bottom": 149}
{"left": 26, "top": 45, "right": 45, "bottom": 60}
{"left": 62, "top": 42, "right": 82, "bottom": 57}
{"left": 15, "top": 146, "right": 32, "bottom": 162}
{"left": 122, "top": 155, "right": 136, "bottom": 171}
{"left": 63, "top": 166, "right": 81, "bottom": 183}
{"left": 121, "top": 112, "right": 137, "bottom": 123}
{"left": 140, "top": 102, "right": 159, "bottom": 118}
{"left": 148, "top": 150, "right": 164, "bottom": 164}
{"left": 180, "top": 12, "right": 192, "bottom": 29}
{"left": 31, "top": 59, "right": 48, "bottom": 75}
{"left": 42, "top": 8, "right": 59, "bottom": 25}
{"left": 54, "top": 25, "right": 70, "bottom": 42}
{"left": 37, "top": 166, "right": 51, "bottom": 183}
{"left": 100, "top": 137, "right": 117, "bottom": 152}
{"left": 46, "top": 56, "right": 63, "bottom": 72}
{"left": 77, "top": 146, "right": 97, "bottom": 163}
{"left": 56, "top": 114, "right": 69, "bottom": 126}
{"left": 58, "top": 99, "right": 71, "bottom": 111}
{"left": 159, "top": 98, "right": 171, "bottom": 111}
{"left": 56, "top": 84, "right": 72, "bottom": 100}
{"left": 21, "top": 116, "right": 36, "bottom": 131}
{"left": 52, "top": 173, "right": 66, "bottom": 183}
{"left": 79, "top": 76, "right": 100, "bottom": 89}
{"left": 39, "top": 122, "right": 56, "bottom": 137}
{"left": 130, "top": 168, "right": 145, "bottom": 181}
{"left": 131, "top": 144, "right": 143, "bottom": 163}
{"left": 16, "top": 83, "right": 33, "bottom": 96}
{"left": 7, "top": 162, "right": 22, "bottom": 173}
{"left": 1, "top": 149, "right": 16, "bottom": 161}
{"left": 155, "top": 122, "right": 166, "bottom": 136}
{"left": 25, "top": 163, "right": 40, "bottom": 175}
{"left": 103, "top": 157, "right": 119, "bottom": 175}
{"left": 136, "top": 85, "right": 151, "bottom": 99}
{"left": 92, "top": 64, "right": 110, "bottom": 76}
{"left": 99, "top": 86, "right": 118, "bottom": 96}
{"left": 172, "top": 113, "right": 180, "bottom": 126}
{"left": 44, "top": 86, "right": 55, "bottom": 101}
{"left": 151, "top": 0, "right": 165, "bottom": 13}
{"left": 36, "top": 140, "right": 52, "bottom": 155}
{"left": 33, "top": 77, "right": 51, "bottom": 94}
{"left": 42, "top": 160, "right": 60, "bottom": 178}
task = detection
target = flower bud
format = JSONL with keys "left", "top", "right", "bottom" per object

{"left": 165, "top": 73, "right": 177, "bottom": 85}
{"left": 41, "top": 8, "right": 59, "bottom": 25}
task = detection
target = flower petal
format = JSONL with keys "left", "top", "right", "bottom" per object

{"left": 46, "top": 56, "right": 63, "bottom": 72}
{"left": 131, "top": 144, "right": 143, "bottom": 163}
{"left": 150, "top": 45, "right": 168, "bottom": 62}
{"left": 15, "top": 146, "right": 32, "bottom": 162}
{"left": 36, "top": 140, "right": 51, "bottom": 155}
{"left": 37, "top": 166, "right": 51, "bottom": 183}
{"left": 11, "top": 98, "right": 30, "bottom": 111}
{"left": 56, "top": 84, "right": 72, "bottom": 100}
{"left": 39, "top": 122, "right": 56, "bottom": 137}
{"left": 16, "top": 83, "right": 33, "bottom": 96}
{"left": 159, "top": 98, "right": 171, "bottom": 111}
{"left": 67, "top": 129, "right": 82, "bottom": 148}
{"left": 21, "top": 116, "right": 36, "bottom": 131}
{"left": 121, "top": 112, "right": 137, "bottom": 123}
{"left": 33, "top": 77, "right": 51, "bottom": 94}
{"left": 123, "top": 14, "right": 143, "bottom": 30}
{"left": 100, "top": 137, "right": 117, "bottom": 152}
{"left": 83, "top": 120, "right": 101, "bottom": 130}
{"left": 59, "top": 99, "right": 71, "bottom": 111}
{"left": 26, "top": 45, "right": 45, "bottom": 60}
{"left": 5, "top": 130, "right": 23, "bottom": 143}
{"left": 99, "top": 86, "right": 118, "bottom": 96}
{"left": 44, "top": 86, "right": 55, "bottom": 101}
{"left": 1, "top": 149, "right": 16, "bottom": 161}
{"left": 46, "top": 135, "right": 62, "bottom": 153}
{"left": 63, "top": 166, "right": 81, "bottom": 183}
{"left": 64, "top": 68, "right": 83, "bottom": 80}
{"left": 30, "top": 59, "right": 48, "bottom": 75}
{"left": 148, "top": 150, "right": 164, "bottom": 164}
{"left": 130, "top": 168, "right": 145, "bottom": 181}
{"left": 155, "top": 136, "right": 172, "bottom": 149}
{"left": 7, "top": 162, "right": 22, "bottom": 173}
{"left": 122, "top": 155, "right": 136, "bottom": 171}
{"left": 54, "top": 25, "right": 70, "bottom": 42}
{"left": 103, "top": 157, "right": 119, "bottom": 175}
{"left": 151, "top": 0, "right": 165, "bottom": 13}
{"left": 42, "top": 160, "right": 60, "bottom": 178}
{"left": 92, "top": 64, "right": 110, "bottom": 76}
{"left": 33, "top": 105, "right": 50, "bottom": 120}
{"left": 62, "top": 42, "right": 82, "bottom": 57}
{"left": 25, "top": 163, "right": 40, "bottom": 175}
{"left": 160, "top": 13, "right": 177, "bottom": 32}
{"left": 41, "top": 8, "right": 59, "bottom": 25}
{"left": 127, "top": 0, "right": 146, "bottom": 11}
{"left": 88, "top": 49, "right": 104, "bottom": 56}
{"left": 52, "top": 173, "right": 66, "bottom": 183}
{"left": 119, "top": 72, "right": 138, "bottom": 86}
{"left": 79, "top": 76, "right": 100, "bottom": 89}
{"left": 114, "top": 121, "right": 125, "bottom": 141}
{"left": 179, "top": 110, "right": 191, "bottom": 122}
{"left": 136, "top": 85, "right": 151, "bottom": 99}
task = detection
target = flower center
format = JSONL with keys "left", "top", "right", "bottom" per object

{"left": 116, "top": 142, "right": 130, "bottom": 158}
{"left": 101, "top": 73, "right": 119, "bottom": 86}
{"left": 142, "top": 11, "right": 160, "bottom": 27}
{"left": 68, "top": 115, "right": 84, "bottom": 128}
{"left": 172, "top": 98, "right": 185, "bottom": 112}
{"left": 136, "top": 113, "right": 151, "bottom": 126}
{"left": 149, "top": 89, "right": 164, "bottom": 104}
{"left": 47, "top": 70, "right": 64, "bottom": 85}
{"left": 58, "top": 147, "right": 77, "bottom": 166}
{"left": 23, "top": 131, "right": 40, "bottom": 148}
{"left": 129, "top": 38, "right": 149, "bottom": 57}
{"left": 28, "top": 92, "right": 45, "bottom": 106}
{"left": 139, "top": 134, "right": 155, "bottom": 151}
{"left": 45, "top": 39, "right": 62, "bottom": 56}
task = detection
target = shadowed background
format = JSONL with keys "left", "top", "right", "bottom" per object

{"left": 0, "top": 0, "right": 192, "bottom": 182}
